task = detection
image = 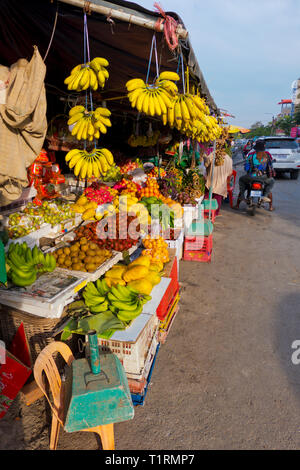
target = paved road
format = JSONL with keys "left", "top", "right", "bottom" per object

{"left": 1, "top": 163, "right": 300, "bottom": 450}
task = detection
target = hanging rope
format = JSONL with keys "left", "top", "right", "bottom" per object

{"left": 154, "top": 2, "right": 179, "bottom": 51}
{"left": 146, "top": 34, "right": 159, "bottom": 84}
{"left": 43, "top": 5, "right": 59, "bottom": 61}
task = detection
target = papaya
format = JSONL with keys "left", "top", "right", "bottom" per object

{"left": 123, "top": 265, "right": 149, "bottom": 283}
{"left": 127, "top": 278, "right": 153, "bottom": 295}
{"left": 149, "top": 261, "right": 164, "bottom": 272}
{"left": 128, "top": 255, "right": 151, "bottom": 269}
{"left": 147, "top": 271, "right": 162, "bottom": 286}
{"left": 105, "top": 265, "right": 127, "bottom": 280}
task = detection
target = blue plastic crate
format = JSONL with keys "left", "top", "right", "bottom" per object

{"left": 131, "top": 343, "right": 160, "bottom": 406}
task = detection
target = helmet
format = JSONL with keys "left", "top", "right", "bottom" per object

{"left": 254, "top": 139, "right": 265, "bottom": 151}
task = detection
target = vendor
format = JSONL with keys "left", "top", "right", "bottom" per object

{"left": 203, "top": 145, "right": 233, "bottom": 216}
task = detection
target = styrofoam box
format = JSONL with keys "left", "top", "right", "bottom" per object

{"left": 0, "top": 268, "right": 87, "bottom": 319}
{"left": 94, "top": 313, "right": 159, "bottom": 379}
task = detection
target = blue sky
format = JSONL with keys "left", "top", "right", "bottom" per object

{"left": 138, "top": 0, "right": 300, "bottom": 128}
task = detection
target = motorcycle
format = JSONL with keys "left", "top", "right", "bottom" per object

{"left": 245, "top": 180, "right": 266, "bottom": 216}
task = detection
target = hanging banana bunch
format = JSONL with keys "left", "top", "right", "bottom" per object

{"left": 125, "top": 71, "right": 179, "bottom": 119}
{"left": 67, "top": 105, "right": 112, "bottom": 141}
{"left": 64, "top": 57, "right": 109, "bottom": 91}
{"left": 65, "top": 148, "right": 115, "bottom": 179}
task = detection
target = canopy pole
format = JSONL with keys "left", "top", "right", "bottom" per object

{"left": 58, "top": 0, "right": 188, "bottom": 39}
{"left": 208, "top": 140, "right": 216, "bottom": 221}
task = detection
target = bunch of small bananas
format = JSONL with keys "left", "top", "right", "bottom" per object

{"left": 65, "top": 147, "right": 114, "bottom": 179}
{"left": 127, "top": 130, "right": 160, "bottom": 147}
{"left": 64, "top": 57, "right": 109, "bottom": 92}
{"left": 126, "top": 71, "right": 179, "bottom": 117}
{"left": 68, "top": 105, "right": 112, "bottom": 141}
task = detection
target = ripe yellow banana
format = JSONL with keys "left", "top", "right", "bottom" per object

{"left": 69, "top": 105, "right": 85, "bottom": 116}
{"left": 68, "top": 112, "right": 85, "bottom": 125}
{"left": 126, "top": 78, "right": 145, "bottom": 92}
{"left": 158, "top": 71, "right": 180, "bottom": 81}
{"left": 100, "top": 148, "right": 114, "bottom": 166}
{"left": 69, "top": 151, "right": 83, "bottom": 169}
{"left": 74, "top": 156, "right": 84, "bottom": 177}
{"left": 65, "top": 148, "right": 81, "bottom": 162}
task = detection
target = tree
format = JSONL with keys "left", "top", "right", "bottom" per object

{"left": 274, "top": 115, "right": 296, "bottom": 136}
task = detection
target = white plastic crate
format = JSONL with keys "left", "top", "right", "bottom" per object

{"left": 97, "top": 313, "right": 159, "bottom": 379}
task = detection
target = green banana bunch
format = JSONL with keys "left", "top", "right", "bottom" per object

{"left": 106, "top": 283, "right": 151, "bottom": 322}
{"left": 82, "top": 281, "right": 109, "bottom": 314}
{"left": 6, "top": 242, "right": 56, "bottom": 287}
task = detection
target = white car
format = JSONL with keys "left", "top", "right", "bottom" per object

{"left": 261, "top": 136, "right": 300, "bottom": 179}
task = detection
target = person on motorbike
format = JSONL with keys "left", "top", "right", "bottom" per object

{"left": 242, "top": 139, "right": 253, "bottom": 158}
{"left": 234, "top": 139, "right": 275, "bottom": 211}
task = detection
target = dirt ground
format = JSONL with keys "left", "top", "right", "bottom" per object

{"left": 1, "top": 163, "right": 300, "bottom": 450}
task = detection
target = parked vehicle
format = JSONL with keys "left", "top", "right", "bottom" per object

{"left": 257, "top": 136, "right": 300, "bottom": 179}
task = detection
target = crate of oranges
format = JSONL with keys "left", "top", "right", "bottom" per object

{"left": 51, "top": 237, "right": 122, "bottom": 281}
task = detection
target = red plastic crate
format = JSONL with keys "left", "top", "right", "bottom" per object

{"left": 184, "top": 234, "right": 213, "bottom": 251}
{"left": 183, "top": 234, "right": 213, "bottom": 262}
{"left": 157, "top": 276, "right": 180, "bottom": 320}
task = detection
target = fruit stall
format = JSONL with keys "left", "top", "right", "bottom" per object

{"left": 0, "top": 0, "right": 225, "bottom": 446}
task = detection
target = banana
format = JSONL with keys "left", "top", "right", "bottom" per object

{"left": 136, "top": 91, "right": 145, "bottom": 112}
{"left": 142, "top": 91, "right": 150, "bottom": 115}
{"left": 97, "top": 116, "right": 112, "bottom": 127}
{"left": 86, "top": 159, "right": 93, "bottom": 179}
{"left": 158, "top": 71, "right": 180, "bottom": 81}
{"left": 128, "top": 87, "right": 143, "bottom": 104}
{"left": 90, "top": 302, "right": 109, "bottom": 313}
{"left": 70, "top": 64, "right": 82, "bottom": 75}
{"left": 32, "top": 246, "right": 40, "bottom": 264}
{"left": 159, "top": 89, "right": 173, "bottom": 108}
{"left": 94, "top": 120, "right": 107, "bottom": 134}
{"left": 74, "top": 157, "right": 84, "bottom": 177}
{"left": 97, "top": 70, "right": 106, "bottom": 88}
{"left": 155, "top": 92, "right": 167, "bottom": 115}
{"left": 90, "top": 160, "right": 98, "bottom": 178}
{"left": 110, "top": 285, "right": 132, "bottom": 302}
{"left": 94, "top": 107, "right": 111, "bottom": 118}
{"left": 87, "top": 119, "right": 95, "bottom": 136}
{"left": 174, "top": 100, "right": 183, "bottom": 126}
{"left": 153, "top": 93, "right": 162, "bottom": 116}
{"left": 68, "top": 112, "right": 85, "bottom": 126}
{"left": 167, "top": 102, "right": 175, "bottom": 127}
{"left": 126, "top": 78, "right": 145, "bottom": 92}
{"left": 65, "top": 148, "right": 81, "bottom": 162}
{"left": 93, "top": 57, "right": 109, "bottom": 67}
{"left": 109, "top": 299, "right": 140, "bottom": 311}
{"left": 180, "top": 97, "right": 190, "bottom": 122}
{"left": 69, "top": 151, "right": 83, "bottom": 169}
{"left": 101, "top": 67, "right": 109, "bottom": 79}
{"left": 98, "top": 155, "right": 108, "bottom": 173}
{"left": 89, "top": 69, "right": 98, "bottom": 90}
{"left": 71, "top": 119, "right": 84, "bottom": 136}
{"left": 71, "top": 70, "right": 84, "bottom": 91}
{"left": 80, "top": 160, "right": 89, "bottom": 179}
{"left": 100, "top": 148, "right": 114, "bottom": 166}
{"left": 11, "top": 270, "right": 37, "bottom": 287}
{"left": 148, "top": 94, "right": 155, "bottom": 117}
{"left": 117, "top": 304, "right": 143, "bottom": 322}
{"left": 77, "top": 119, "right": 88, "bottom": 141}
{"left": 69, "top": 105, "right": 85, "bottom": 116}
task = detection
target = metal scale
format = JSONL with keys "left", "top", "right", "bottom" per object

{"left": 64, "top": 330, "right": 134, "bottom": 432}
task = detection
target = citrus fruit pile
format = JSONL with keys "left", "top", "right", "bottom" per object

{"left": 142, "top": 236, "right": 170, "bottom": 264}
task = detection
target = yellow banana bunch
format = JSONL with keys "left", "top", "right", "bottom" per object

{"left": 65, "top": 148, "right": 115, "bottom": 179}
{"left": 64, "top": 57, "right": 109, "bottom": 92}
{"left": 68, "top": 105, "right": 112, "bottom": 142}
{"left": 126, "top": 73, "right": 178, "bottom": 118}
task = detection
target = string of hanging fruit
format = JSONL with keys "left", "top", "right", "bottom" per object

{"left": 63, "top": 15, "right": 115, "bottom": 181}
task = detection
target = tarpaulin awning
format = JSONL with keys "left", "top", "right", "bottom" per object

{"left": 228, "top": 125, "right": 250, "bottom": 134}
{"left": 0, "top": 0, "right": 219, "bottom": 116}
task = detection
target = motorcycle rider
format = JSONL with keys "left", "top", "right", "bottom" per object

{"left": 234, "top": 139, "right": 275, "bottom": 211}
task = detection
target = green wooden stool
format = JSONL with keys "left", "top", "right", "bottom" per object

{"left": 64, "top": 331, "right": 134, "bottom": 433}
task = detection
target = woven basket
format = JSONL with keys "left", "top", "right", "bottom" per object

{"left": 0, "top": 304, "right": 70, "bottom": 365}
